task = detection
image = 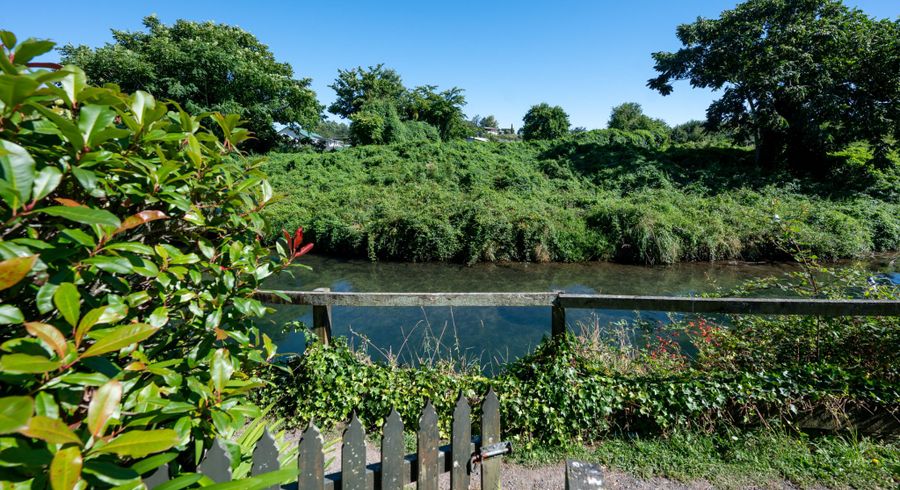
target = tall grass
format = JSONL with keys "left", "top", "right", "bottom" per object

{"left": 261, "top": 130, "right": 900, "bottom": 264}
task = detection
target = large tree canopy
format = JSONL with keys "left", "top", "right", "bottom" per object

{"left": 521, "top": 103, "right": 570, "bottom": 141}
{"left": 648, "top": 0, "right": 900, "bottom": 171}
{"left": 608, "top": 102, "right": 670, "bottom": 134}
{"left": 404, "top": 85, "right": 469, "bottom": 141}
{"left": 60, "top": 16, "right": 322, "bottom": 152}
{"left": 328, "top": 64, "right": 406, "bottom": 119}
{"left": 330, "top": 65, "right": 468, "bottom": 143}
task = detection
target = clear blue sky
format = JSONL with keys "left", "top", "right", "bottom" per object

{"left": 6, "top": 1, "right": 898, "bottom": 129}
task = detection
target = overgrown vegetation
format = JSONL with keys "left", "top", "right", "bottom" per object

{"left": 0, "top": 33, "right": 305, "bottom": 487}
{"left": 262, "top": 131, "right": 900, "bottom": 264}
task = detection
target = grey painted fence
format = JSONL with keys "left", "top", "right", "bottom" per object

{"left": 145, "top": 389, "right": 505, "bottom": 489}
{"left": 256, "top": 289, "right": 900, "bottom": 344}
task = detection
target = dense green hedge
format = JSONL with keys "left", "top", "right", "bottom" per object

{"left": 261, "top": 131, "right": 900, "bottom": 264}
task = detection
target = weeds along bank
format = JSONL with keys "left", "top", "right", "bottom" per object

{"left": 261, "top": 131, "right": 900, "bottom": 264}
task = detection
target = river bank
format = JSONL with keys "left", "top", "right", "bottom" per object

{"left": 261, "top": 134, "right": 900, "bottom": 265}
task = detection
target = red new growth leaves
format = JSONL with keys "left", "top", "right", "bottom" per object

{"left": 282, "top": 226, "right": 313, "bottom": 259}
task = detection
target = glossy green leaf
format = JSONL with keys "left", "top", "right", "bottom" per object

{"left": 0, "top": 139, "right": 35, "bottom": 208}
{"left": 0, "top": 304, "right": 24, "bottom": 324}
{"left": 0, "top": 396, "right": 33, "bottom": 434}
{"left": 0, "top": 74, "right": 39, "bottom": 113}
{"left": 49, "top": 446, "right": 82, "bottom": 490}
{"left": 82, "top": 256, "right": 133, "bottom": 274}
{"left": 0, "top": 31, "right": 16, "bottom": 49}
{"left": 78, "top": 105, "right": 116, "bottom": 147}
{"left": 87, "top": 380, "right": 122, "bottom": 437}
{"left": 39, "top": 206, "right": 121, "bottom": 228}
{"left": 0, "top": 254, "right": 37, "bottom": 291}
{"left": 19, "top": 415, "right": 81, "bottom": 445}
{"left": 81, "top": 323, "right": 159, "bottom": 358}
{"left": 31, "top": 166, "right": 63, "bottom": 202}
{"left": 12, "top": 39, "right": 55, "bottom": 65}
{"left": 92, "top": 429, "right": 179, "bottom": 458}
{"left": 59, "top": 65, "right": 87, "bottom": 107}
{"left": 53, "top": 282, "right": 81, "bottom": 328}
{"left": 210, "top": 348, "right": 234, "bottom": 395}
{"left": 0, "top": 353, "right": 61, "bottom": 374}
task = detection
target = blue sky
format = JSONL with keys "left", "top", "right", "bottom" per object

{"left": 6, "top": 1, "right": 898, "bottom": 129}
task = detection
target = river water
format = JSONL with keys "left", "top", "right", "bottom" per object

{"left": 260, "top": 255, "right": 898, "bottom": 369}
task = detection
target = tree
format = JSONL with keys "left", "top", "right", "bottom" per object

{"left": 648, "top": 0, "right": 900, "bottom": 171}
{"left": 328, "top": 64, "right": 406, "bottom": 118}
{"left": 479, "top": 115, "right": 499, "bottom": 128}
{"left": 315, "top": 120, "right": 351, "bottom": 140}
{"left": 349, "top": 99, "right": 439, "bottom": 145}
{"left": 608, "top": 102, "right": 669, "bottom": 134}
{"left": 60, "top": 16, "right": 322, "bottom": 152}
{"left": 404, "top": 85, "right": 469, "bottom": 141}
{"left": 521, "top": 103, "right": 570, "bottom": 141}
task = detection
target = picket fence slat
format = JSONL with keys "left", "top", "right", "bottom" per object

{"left": 481, "top": 387, "right": 501, "bottom": 490}
{"left": 199, "top": 439, "right": 232, "bottom": 483}
{"left": 451, "top": 393, "right": 472, "bottom": 490}
{"left": 298, "top": 421, "right": 325, "bottom": 489}
{"left": 253, "top": 428, "right": 281, "bottom": 489}
{"left": 342, "top": 413, "right": 367, "bottom": 490}
{"left": 144, "top": 390, "right": 505, "bottom": 489}
{"left": 417, "top": 400, "right": 440, "bottom": 490}
{"left": 381, "top": 408, "right": 405, "bottom": 489}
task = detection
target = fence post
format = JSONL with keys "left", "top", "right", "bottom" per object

{"left": 481, "top": 388, "right": 501, "bottom": 490}
{"left": 312, "top": 287, "right": 332, "bottom": 345}
{"left": 551, "top": 292, "right": 566, "bottom": 337}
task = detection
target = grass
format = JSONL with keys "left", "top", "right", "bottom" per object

{"left": 261, "top": 130, "right": 900, "bottom": 264}
{"left": 513, "top": 429, "right": 900, "bottom": 489}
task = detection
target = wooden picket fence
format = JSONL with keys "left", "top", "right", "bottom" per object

{"left": 145, "top": 389, "right": 507, "bottom": 489}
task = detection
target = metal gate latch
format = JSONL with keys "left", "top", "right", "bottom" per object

{"left": 470, "top": 441, "right": 512, "bottom": 466}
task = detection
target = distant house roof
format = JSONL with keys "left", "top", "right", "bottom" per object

{"left": 278, "top": 127, "right": 324, "bottom": 141}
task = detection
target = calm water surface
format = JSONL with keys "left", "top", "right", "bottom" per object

{"left": 261, "top": 255, "right": 898, "bottom": 367}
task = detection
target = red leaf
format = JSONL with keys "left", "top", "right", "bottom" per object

{"left": 114, "top": 210, "right": 168, "bottom": 235}
{"left": 294, "top": 243, "right": 313, "bottom": 257}
{"left": 282, "top": 229, "right": 291, "bottom": 246}
{"left": 54, "top": 198, "right": 84, "bottom": 207}
{"left": 0, "top": 255, "right": 38, "bottom": 291}
{"left": 293, "top": 227, "right": 304, "bottom": 249}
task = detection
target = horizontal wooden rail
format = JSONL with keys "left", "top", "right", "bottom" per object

{"left": 257, "top": 289, "right": 900, "bottom": 343}
{"left": 258, "top": 290, "right": 900, "bottom": 316}
{"left": 256, "top": 290, "right": 558, "bottom": 307}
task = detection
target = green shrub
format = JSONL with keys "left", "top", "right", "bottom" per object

{"left": 0, "top": 34, "right": 305, "bottom": 487}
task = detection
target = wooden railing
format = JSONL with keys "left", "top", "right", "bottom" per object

{"left": 256, "top": 288, "right": 900, "bottom": 344}
{"left": 144, "top": 390, "right": 505, "bottom": 490}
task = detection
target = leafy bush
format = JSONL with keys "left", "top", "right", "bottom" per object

{"left": 0, "top": 33, "right": 306, "bottom": 487}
